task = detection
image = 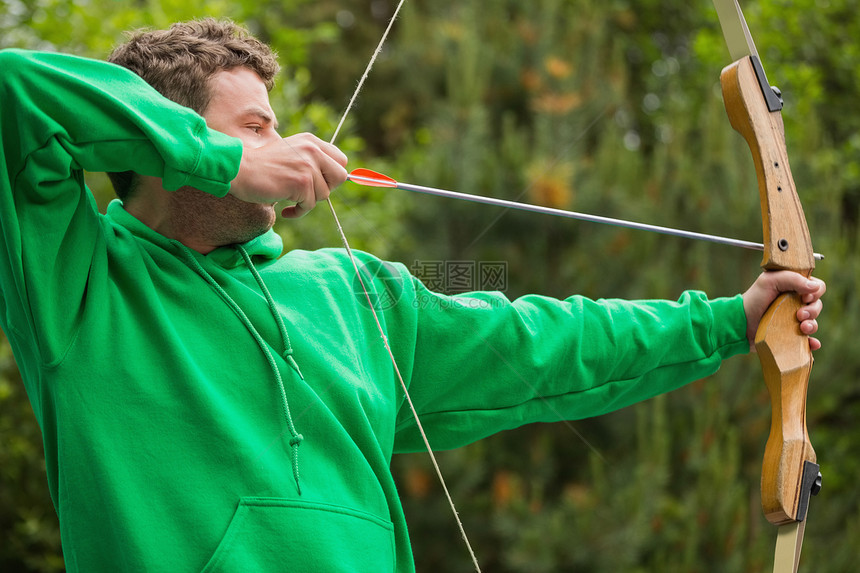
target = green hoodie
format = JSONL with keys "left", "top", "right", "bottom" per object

{"left": 0, "top": 49, "right": 750, "bottom": 572}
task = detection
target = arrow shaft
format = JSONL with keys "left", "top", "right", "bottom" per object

{"left": 348, "top": 174, "right": 823, "bottom": 259}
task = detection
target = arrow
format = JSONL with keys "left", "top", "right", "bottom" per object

{"left": 347, "top": 168, "right": 824, "bottom": 260}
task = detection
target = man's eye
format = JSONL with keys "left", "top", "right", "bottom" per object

{"left": 248, "top": 125, "right": 262, "bottom": 133}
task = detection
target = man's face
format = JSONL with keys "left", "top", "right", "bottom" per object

{"left": 170, "top": 67, "right": 281, "bottom": 247}
{"left": 203, "top": 67, "right": 280, "bottom": 149}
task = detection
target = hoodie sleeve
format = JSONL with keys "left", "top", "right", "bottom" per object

{"left": 0, "top": 49, "right": 242, "bottom": 366}
{"left": 392, "top": 276, "right": 750, "bottom": 453}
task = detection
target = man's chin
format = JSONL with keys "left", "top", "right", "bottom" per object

{"left": 256, "top": 202, "right": 277, "bottom": 231}
{"left": 171, "top": 187, "right": 278, "bottom": 246}
{"left": 233, "top": 195, "right": 277, "bottom": 227}
{"left": 230, "top": 204, "right": 276, "bottom": 244}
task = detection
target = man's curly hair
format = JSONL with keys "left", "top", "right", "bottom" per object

{"left": 106, "top": 19, "right": 279, "bottom": 200}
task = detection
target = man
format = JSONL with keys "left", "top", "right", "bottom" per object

{"left": 0, "top": 19, "right": 824, "bottom": 572}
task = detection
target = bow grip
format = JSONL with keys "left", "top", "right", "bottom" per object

{"left": 719, "top": 56, "right": 817, "bottom": 526}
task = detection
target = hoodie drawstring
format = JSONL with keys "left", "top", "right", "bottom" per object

{"left": 238, "top": 246, "right": 304, "bottom": 381}
{"left": 176, "top": 242, "right": 305, "bottom": 495}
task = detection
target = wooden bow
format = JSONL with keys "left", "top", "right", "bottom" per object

{"left": 713, "top": 1, "right": 821, "bottom": 570}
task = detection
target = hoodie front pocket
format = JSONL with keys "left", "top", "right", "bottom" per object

{"left": 201, "top": 497, "right": 396, "bottom": 573}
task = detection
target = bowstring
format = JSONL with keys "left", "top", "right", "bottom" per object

{"left": 325, "top": 1, "right": 482, "bottom": 571}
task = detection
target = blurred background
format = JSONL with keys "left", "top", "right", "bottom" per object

{"left": 1, "top": 0, "right": 857, "bottom": 571}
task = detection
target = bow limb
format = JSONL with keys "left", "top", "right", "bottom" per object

{"left": 719, "top": 44, "right": 819, "bottom": 572}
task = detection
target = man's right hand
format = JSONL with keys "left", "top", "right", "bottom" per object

{"left": 230, "top": 133, "right": 348, "bottom": 218}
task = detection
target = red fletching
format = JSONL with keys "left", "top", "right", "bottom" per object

{"left": 348, "top": 168, "right": 398, "bottom": 188}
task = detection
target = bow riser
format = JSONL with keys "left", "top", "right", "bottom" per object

{"left": 719, "top": 56, "right": 817, "bottom": 534}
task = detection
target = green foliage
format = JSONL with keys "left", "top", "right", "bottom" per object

{"left": 0, "top": 333, "right": 64, "bottom": 572}
{"left": 2, "top": 0, "right": 858, "bottom": 571}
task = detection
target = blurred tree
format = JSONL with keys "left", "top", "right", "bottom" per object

{"left": 1, "top": 0, "right": 858, "bottom": 571}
